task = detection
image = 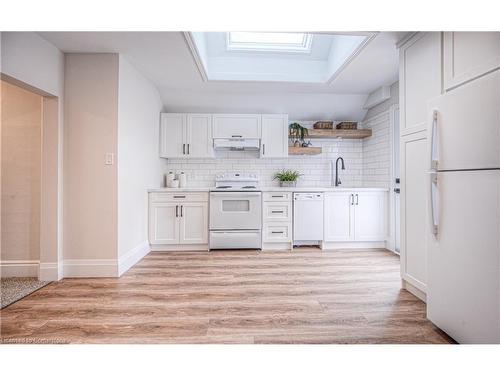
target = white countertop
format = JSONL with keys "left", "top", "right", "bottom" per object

{"left": 148, "top": 186, "right": 389, "bottom": 193}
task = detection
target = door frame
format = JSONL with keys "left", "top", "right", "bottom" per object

{"left": 387, "top": 103, "right": 400, "bottom": 253}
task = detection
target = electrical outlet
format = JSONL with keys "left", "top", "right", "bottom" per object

{"left": 105, "top": 153, "right": 114, "bottom": 165}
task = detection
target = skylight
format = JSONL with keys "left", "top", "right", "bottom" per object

{"left": 227, "top": 32, "right": 313, "bottom": 53}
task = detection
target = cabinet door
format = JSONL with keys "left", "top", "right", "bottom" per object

{"left": 400, "top": 132, "right": 428, "bottom": 292}
{"left": 400, "top": 32, "right": 442, "bottom": 136}
{"left": 149, "top": 203, "right": 179, "bottom": 244}
{"left": 160, "top": 113, "right": 186, "bottom": 158}
{"left": 179, "top": 202, "right": 208, "bottom": 244}
{"left": 444, "top": 32, "right": 500, "bottom": 91}
{"left": 186, "top": 114, "right": 213, "bottom": 158}
{"left": 324, "top": 192, "right": 354, "bottom": 241}
{"left": 212, "top": 114, "right": 261, "bottom": 138}
{"left": 261, "top": 115, "right": 288, "bottom": 158}
{"left": 353, "top": 191, "right": 387, "bottom": 241}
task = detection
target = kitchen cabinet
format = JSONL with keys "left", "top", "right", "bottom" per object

{"left": 261, "top": 114, "right": 288, "bottom": 158}
{"left": 212, "top": 114, "right": 261, "bottom": 139}
{"left": 444, "top": 32, "right": 500, "bottom": 91}
{"left": 324, "top": 192, "right": 353, "bottom": 241}
{"left": 324, "top": 190, "right": 387, "bottom": 244}
{"left": 262, "top": 192, "right": 293, "bottom": 250}
{"left": 160, "top": 113, "right": 213, "bottom": 158}
{"left": 399, "top": 32, "right": 442, "bottom": 136}
{"left": 149, "top": 192, "right": 208, "bottom": 248}
{"left": 353, "top": 192, "right": 388, "bottom": 241}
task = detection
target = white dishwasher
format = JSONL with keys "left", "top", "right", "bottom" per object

{"left": 293, "top": 192, "right": 324, "bottom": 242}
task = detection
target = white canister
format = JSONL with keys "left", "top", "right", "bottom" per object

{"left": 179, "top": 172, "right": 187, "bottom": 188}
{"left": 166, "top": 172, "right": 175, "bottom": 187}
{"left": 170, "top": 179, "right": 180, "bottom": 188}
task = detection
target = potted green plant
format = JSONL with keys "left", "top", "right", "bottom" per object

{"left": 273, "top": 169, "right": 302, "bottom": 187}
{"left": 289, "top": 123, "right": 309, "bottom": 147}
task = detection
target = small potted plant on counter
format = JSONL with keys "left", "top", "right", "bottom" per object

{"left": 273, "top": 169, "right": 302, "bottom": 187}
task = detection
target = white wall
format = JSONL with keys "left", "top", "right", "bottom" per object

{"left": 1, "top": 31, "right": 64, "bottom": 280}
{"left": 117, "top": 56, "right": 163, "bottom": 265}
{"left": 360, "top": 82, "right": 399, "bottom": 188}
{"left": 63, "top": 54, "right": 119, "bottom": 273}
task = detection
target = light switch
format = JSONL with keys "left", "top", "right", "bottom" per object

{"left": 105, "top": 153, "right": 114, "bottom": 165}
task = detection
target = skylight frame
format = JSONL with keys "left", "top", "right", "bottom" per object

{"left": 226, "top": 32, "right": 313, "bottom": 54}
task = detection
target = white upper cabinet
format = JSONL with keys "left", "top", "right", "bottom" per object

{"left": 444, "top": 32, "right": 500, "bottom": 91}
{"left": 160, "top": 113, "right": 185, "bottom": 158}
{"left": 212, "top": 114, "right": 261, "bottom": 138}
{"left": 399, "top": 32, "right": 442, "bottom": 136}
{"left": 261, "top": 114, "right": 288, "bottom": 158}
{"left": 353, "top": 192, "right": 387, "bottom": 241}
{"left": 186, "top": 114, "right": 213, "bottom": 158}
{"left": 160, "top": 113, "right": 213, "bottom": 159}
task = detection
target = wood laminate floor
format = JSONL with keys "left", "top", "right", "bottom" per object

{"left": 0, "top": 249, "right": 453, "bottom": 344}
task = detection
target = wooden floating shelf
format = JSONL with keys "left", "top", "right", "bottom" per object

{"left": 306, "top": 128, "right": 372, "bottom": 139}
{"left": 288, "top": 147, "right": 322, "bottom": 155}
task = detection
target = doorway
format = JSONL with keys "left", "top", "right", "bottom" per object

{"left": 391, "top": 105, "right": 401, "bottom": 254}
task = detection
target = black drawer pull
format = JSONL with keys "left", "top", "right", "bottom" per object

{"left": 271, "top": 195, "right": 284, "bottom": 198}
{"left": 271, "top": 210, "right": 284, "bottom": 213}
{"left": 271, "top": 231, "right": 284, "bottom": 234}
{"left": 173, "top": 195, "right": 186, "bottom": 198}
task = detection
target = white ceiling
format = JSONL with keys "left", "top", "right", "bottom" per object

{"left": 38, "top": 31, "right": 406, "bottom": 120}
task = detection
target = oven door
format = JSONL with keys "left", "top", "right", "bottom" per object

{"left": 210, "top": 192, "right": 262, "bottom": 230}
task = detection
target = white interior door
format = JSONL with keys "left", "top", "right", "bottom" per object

{"left": 324, "top": 192, "right": 354, "bottom": 241}
{"left": 353, "top": 192, "right": 387, "bottom": 241}
{"left": 160, "top": 113, "right": 186, "bottom": 158}
{"left": 186, "top": 114, "right": 213, "bottom": 158}
{"left": 394, "top": 107, "right": 401, "bottom": 253}
{"left": 179, "top": 202, "right": 208, "bottom": 244}
{"left": 427, "top": 170, "right": 500, "bottom": 343}
{"left": 149, "top": 203, "right": 179, "bottom": 244}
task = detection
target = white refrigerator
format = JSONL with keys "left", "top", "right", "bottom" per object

{"left": 427, "top": 71, "right": 500, "bottom": 343}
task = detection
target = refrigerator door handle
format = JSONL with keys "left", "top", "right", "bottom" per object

{"left": 431, "top": 110, "right": 439, "bottom": 170}
{"left": 429, "top": 171, "right": 439, "bottom": 236}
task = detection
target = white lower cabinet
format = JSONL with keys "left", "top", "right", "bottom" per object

{"left": 262, "top": 193, "right": 293, "bottom": 250}
{"left": 324, "top": 190, "right": 387, "bottom": 247}
{"left": 149, "top": 192, "right": 208, "bottom": 249}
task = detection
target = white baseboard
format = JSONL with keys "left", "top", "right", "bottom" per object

{"left": 39, "top": 262, "right": 62, "bottom": 281}
{"left": 118, "top": 241, "right": 150, "bottom": 276}
{"left": 63, "top": 259, "right": 118, "bottom": 278}
{"left": 402, "top": 279, "right": 427, "bottom": 302}
{"left": 151, "top": 244, "right": 208, "bottom": 251}
{"left": 322, "top": 241, "right": 387, "bottom": 250}
{"left": 0, "top": 260, "right": 39, "bottom": 277}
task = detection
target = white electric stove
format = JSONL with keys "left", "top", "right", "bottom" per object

{"left": 209, "top": 173, "right": 262, "bottom": 250}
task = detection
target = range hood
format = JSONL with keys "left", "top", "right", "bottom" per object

{"left": 213, "top": 138, "right": 261, "bottom": 151}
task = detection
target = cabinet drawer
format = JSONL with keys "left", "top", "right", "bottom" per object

{"left": 263, "top": 192, "right": 292, "bottom": 202}
{"left": 149, "top": 192, "right": 208, "bottom": 203}
{"left": 263, "top": 223, "right": 292, "bottom": 242}
{"left": 263, "top": 202, "right": 292, "bottom": 221}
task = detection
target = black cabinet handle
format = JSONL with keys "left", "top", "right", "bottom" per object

{"left": 271, "top": 231, "right": 284, "bottom": 234}
{"left": 231, "top": 135, "right": 242, "bottom": 138}
{"left": 175, "top": 205, "right": 178, "bottom": 217}
{"left": 350, "top": 194, "right": 354, "bottom": 205}
{"left": 271, "top": 210, "right": 284, "bottom": 214}
{"left": 173, "top": 195, "right": 186, "bottom": 198}
{"left": 263, "top": 144, "right": 266, "bottom": 155}
{"left": 182, "top": 144, "right": 186, "bottom": 154}
{"left": 394, "top": 188, "right": 400, "bottom": 194}
{"left": 187, "top": 144, "right": 190, "bottom": 155}
{"left": 272, "top": 195, "right": 284, "bottom": 198}
{"left": 355, "top": 194, "right": 359, "bottom": 205}
{"left": 180, "top": 205, "right": 183, "bottom": 217}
